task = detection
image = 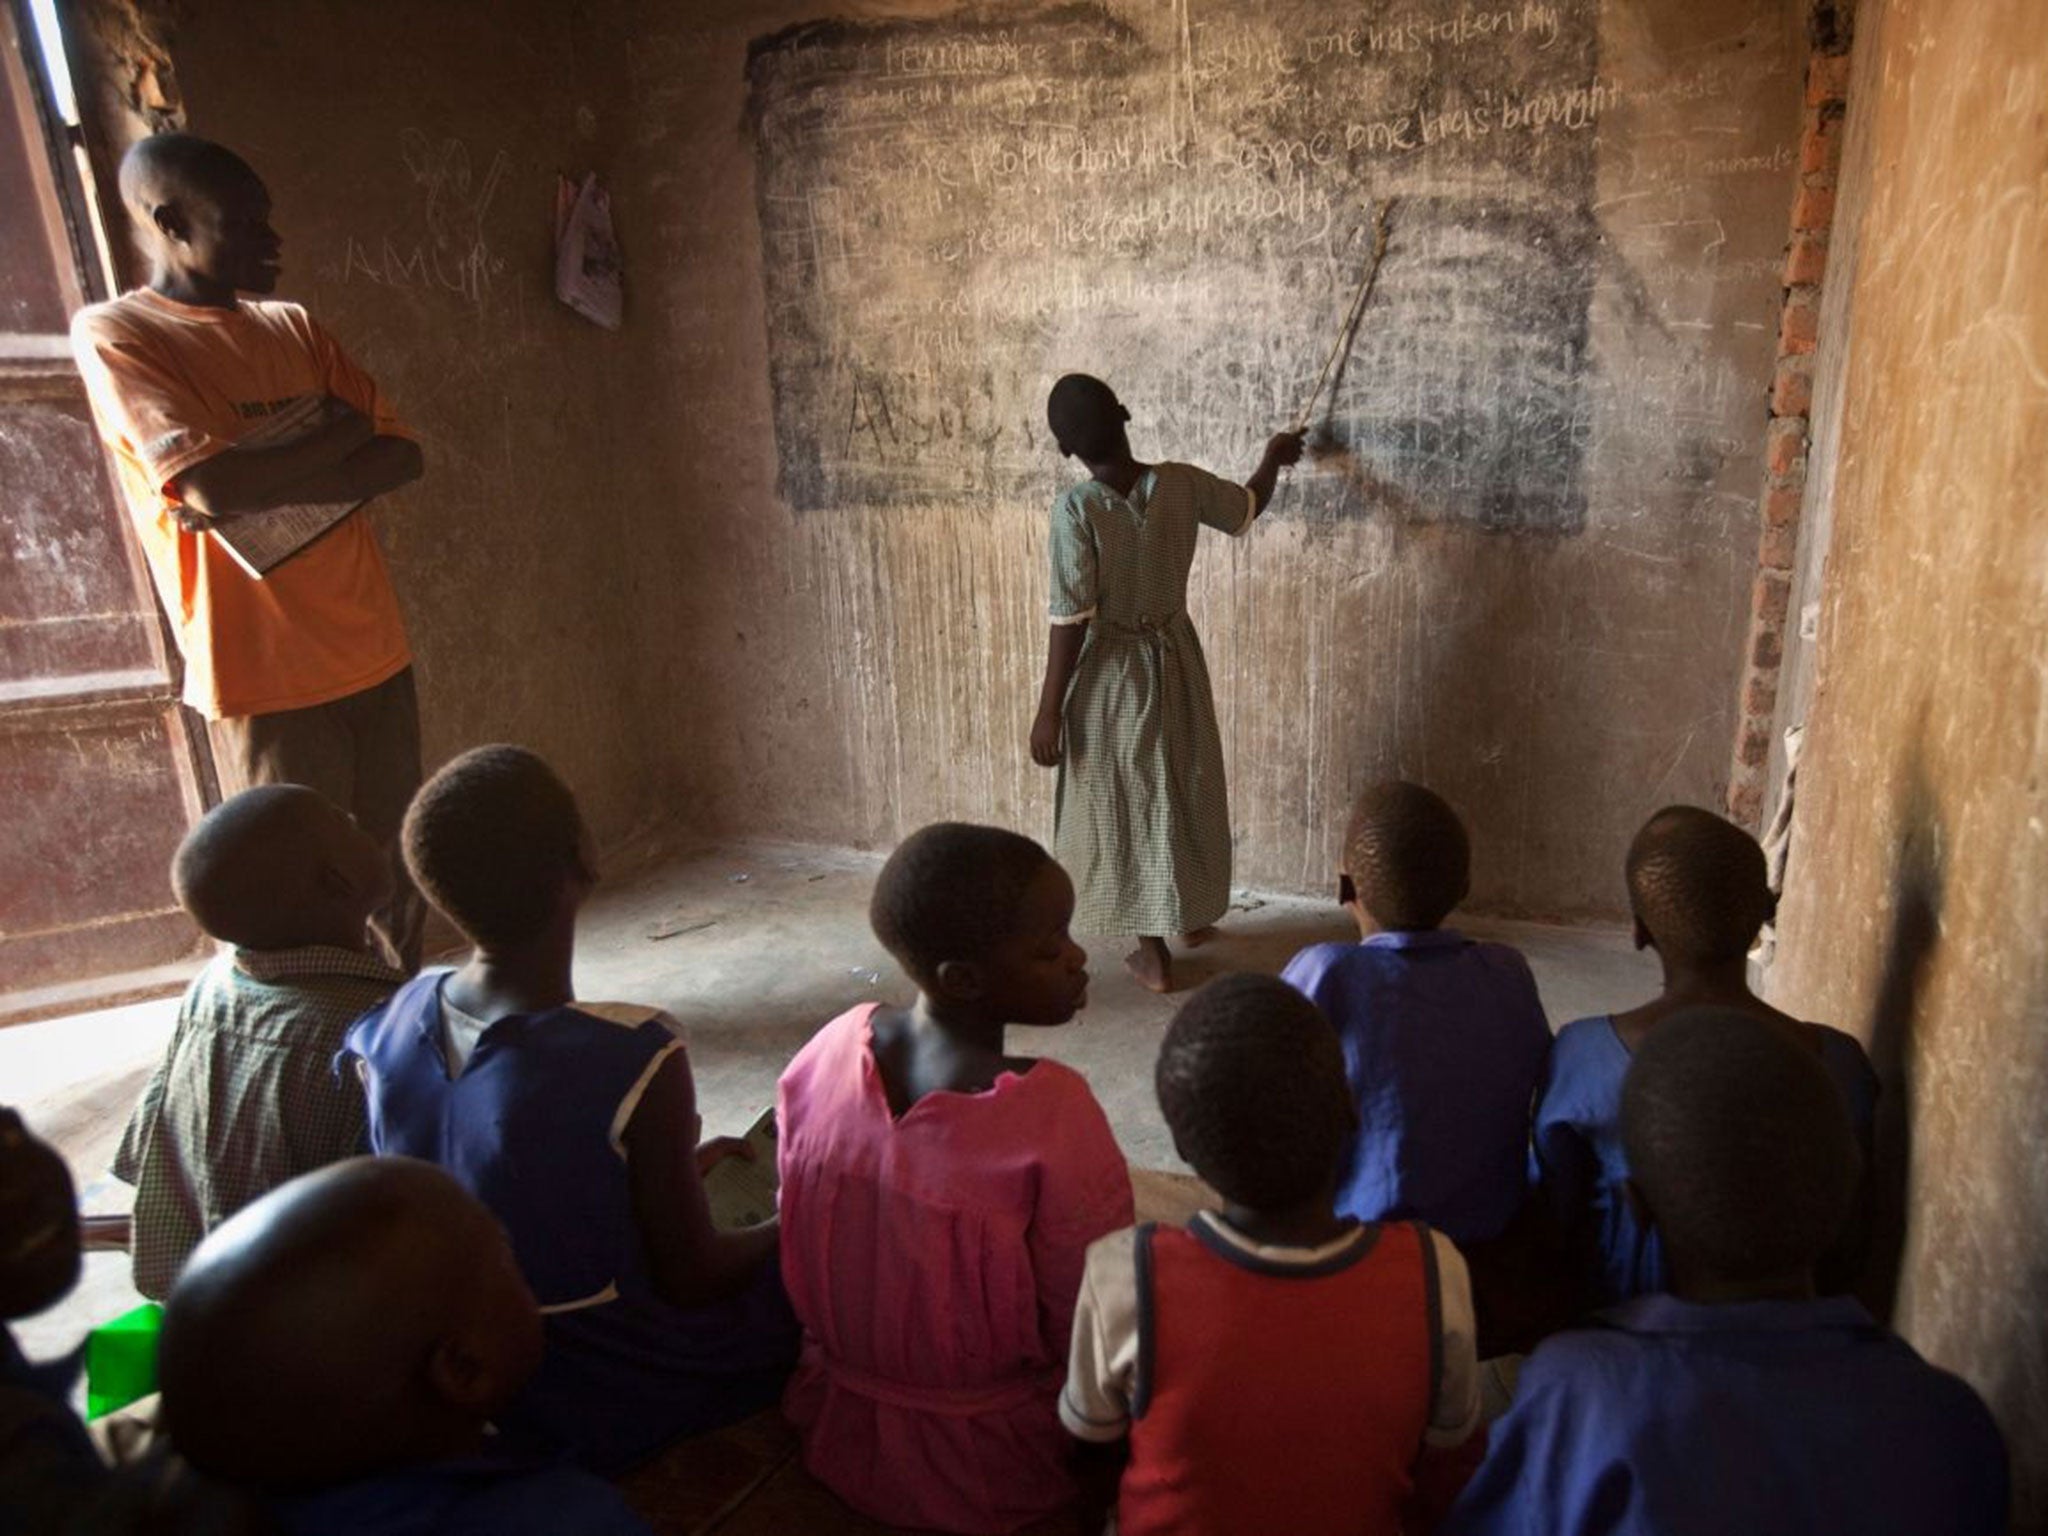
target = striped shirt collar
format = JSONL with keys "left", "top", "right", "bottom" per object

{"left": 229, "top": 944, "right": 409, "bottom": 986}
{"left": 1192, "top": 1209, "right": 1378, "bottom": 1268}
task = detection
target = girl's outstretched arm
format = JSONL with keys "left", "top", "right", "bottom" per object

{"left": 1244, "top": 430, "right": 1307, "bottom": 519}
{"left": 1031, "top": 621, "right": 1089, "bottom": 766}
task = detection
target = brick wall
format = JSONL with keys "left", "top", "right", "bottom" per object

{"left": 1726, "top": 42, "right": 1852, "bottom": 829}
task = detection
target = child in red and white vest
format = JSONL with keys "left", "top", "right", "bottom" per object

{"left": 1061, "top": 973, "right": 1483, "bottom": 1535}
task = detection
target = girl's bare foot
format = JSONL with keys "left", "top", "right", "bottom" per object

{"left": 1182, "top": 925, "right": 1221, "bottom": 948}
{"left": 1125, "top": 938, "right": 1173, "bottom": 994}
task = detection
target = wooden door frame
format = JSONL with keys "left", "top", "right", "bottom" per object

{"left": 0, "top": 0, "right": 213, "bottom": 1024}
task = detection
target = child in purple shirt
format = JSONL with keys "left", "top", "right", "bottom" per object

{"left": 1280, "top": 781, "right": 1551, "bottom": 1248}
{"left": 1533, "top": 806, "right": 1878, "bottom": 1309}
{"left": 1447, "top": 1008, "right": 2007, "bottom": 1536}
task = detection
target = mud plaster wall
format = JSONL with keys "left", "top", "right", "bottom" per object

{"left": 78, "top": 0, "right": 666, "bottom": 844}
{"left": 1767, "top": 0, "right": 2048, "bottom": 1521}
{"left": 622, "top": 0, "right": 1808, "bottom": 921}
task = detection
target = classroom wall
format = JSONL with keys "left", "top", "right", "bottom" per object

{"left": 618, "top": 0, "right": 1812, "bottom": 921}
{"left": 72, "top": 0, "right": 667, "bottom": 845}
{"left": 1767, "top": 0, "right": 2047, "bottom": 1522}
{"left": 83, "top": 0, "right": 1817, "bottom": 916}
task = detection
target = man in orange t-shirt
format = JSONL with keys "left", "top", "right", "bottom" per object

{"left": 72, "top": 134, "right": 427, "bottom": 968}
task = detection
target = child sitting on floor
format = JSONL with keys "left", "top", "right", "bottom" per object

{"left": 1447, "top": 1008, "right": 2007, "bottom": 1536}
{"left": 776, "top": 822, "right": 1134, "bottom": 1535}
{"left": 344, "top": 747, "right": 796, "bottom": 1472}
{"left": 160, "top": 1158, "right": 652, "bottom": 1535}
{"left": 1062, "top": 974, "right": 1481, "bottom": 1536}
{"left": 1280, "top": 781, "right": 1551, "bottom": 1247}
{"left": 115, "top": 784, "right": 405, "bottom": 1300}
{"left": 2, "top": 1103, "right": 105, "bottom": 1526}
{"left": 1533, "top": 805, "right": 1879, "bottom": 1308}
{"left": 1, "top": 1107, "right": 264, "bottom": 1534}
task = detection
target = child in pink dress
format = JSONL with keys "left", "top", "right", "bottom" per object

{"left": 777, "top": 822, "right": 1135, "bottom": 1534}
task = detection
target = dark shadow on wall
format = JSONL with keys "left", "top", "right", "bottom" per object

{"left": 1857, "top": 734, "right": 1943, "bottom": 1325}
{"left": 1988, "top": 972, "right": 2048, "bottom": 1534}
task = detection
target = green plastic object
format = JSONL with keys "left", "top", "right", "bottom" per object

{"left": 86, "top": 1302, "right": 163, "bottom": 1420}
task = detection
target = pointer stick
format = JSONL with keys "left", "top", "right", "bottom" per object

{"left": 1291, "top": 199, "right": 1395, "bottom": 436}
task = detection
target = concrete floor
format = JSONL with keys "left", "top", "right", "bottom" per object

{"left": 8, "top": 838, "right": 1659, "bottom": 1377}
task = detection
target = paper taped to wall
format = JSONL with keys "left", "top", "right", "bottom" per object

{"left": 555, "top": 171, "right": 623, "bottom": 330}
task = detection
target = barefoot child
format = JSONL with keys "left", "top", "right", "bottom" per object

{"left": 1062, "top": 974, "right": 1481, "bottom": 1535}
{"left": 71, "top": 133, "right": 427, "bottom": 968}
{"left": 1533, "top": 806, "right": 1878, "bottom": 1307}
{"left": 1448, "top": 1009, "right": 2007, "bottom": 1536}
{"left": 777, "top": 823, "right": 1134, "bottom": 1534}
{"left": 160, "top": 1158, "right": 653, "bottom": 1535}
{"left": 1030, "top": 375, "right": 1303, "bottom": 993}
{"left": 345, "top": 747, "right": 796, "bottom": 1472}
{"left": 115, "top": 785, "right": 404, "bottom": 1299}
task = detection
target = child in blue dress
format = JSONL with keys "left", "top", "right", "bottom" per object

{"left": 345, "top": 746, "right": 796, "bottom": 1471}
{"left": 1533, "top": 805, "right": 1878, "bottom": 1308}
{"left": 1448, "top": 1009, "right": 2007, "bottom": 1536}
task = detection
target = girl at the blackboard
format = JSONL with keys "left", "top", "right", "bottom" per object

{"left": 1030, "top": 375, "right": 1302, "bottom": 992}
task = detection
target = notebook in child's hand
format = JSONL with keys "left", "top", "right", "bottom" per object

{"left": 702, "top": 1108, "right": 779, "bottom": 1230}
{"left": 207, "top": 396, "right": 368, "bottom": 578}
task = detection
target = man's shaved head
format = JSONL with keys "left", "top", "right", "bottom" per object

{"left": 118, "top": 133, "right": 261, "bottom": 217}
{"left": 172, "top": 784, "right": 387, "bottom": 949}
{"left": 161, "top": 1158, "right": 542, "bottom": 1488}
{"left": 118, "top": 134, "right": 281, "bottom": 298}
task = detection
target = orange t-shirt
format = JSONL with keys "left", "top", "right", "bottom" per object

{"left": 70, "top": 288, "right": 412, "bottom": 719}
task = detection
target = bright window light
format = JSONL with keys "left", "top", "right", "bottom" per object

{"left": 27, "top": 0, "right": 81, "bottom": 126}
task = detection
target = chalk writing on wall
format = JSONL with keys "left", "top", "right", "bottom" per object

{"left": 323, "top": 132, "right": 510, "bottom": 310}
{"left": 747, "top": 1, "right": 1614, "bottom": 530}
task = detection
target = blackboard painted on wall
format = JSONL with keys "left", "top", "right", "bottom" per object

{"left": 746, "top": 0, "right": 1622, "bottom": 532}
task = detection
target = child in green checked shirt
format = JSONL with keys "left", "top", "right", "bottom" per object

{"left": 113, "top": 785, "right": 405, "bottom": 1298}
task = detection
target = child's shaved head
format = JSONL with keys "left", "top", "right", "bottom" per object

{"left": 1623, "top": 1007, "right": 1859, "bottom": 1292}
{"left": 161, "top": 1157, "right": 542, "bottom": 1488}
{"left": 1046, "top": 373, "right": 1130, "bottom": 460}
{"left": 403, "top": 746, "right": 587, "bottom": 949}
{"left": 870, "top": 822, "right": 1054, "bottom": 989}
{"left": 1625, "top": 805, "right": 1773, "bottom": 965}
{"left": 0, "top": 1108, "right": 80, "bottom": 1319}
{"left": 118, "top": 133, "right": 261, "bottom": 218}
{"left": 1157, "top": 974, "right": 1355, "bottom": 1211}
{"left": 1342, "top": 780, "right": 1470, "bottom": 931}
{"left": 174, "top": 785, "right": 389, "bottom": 949}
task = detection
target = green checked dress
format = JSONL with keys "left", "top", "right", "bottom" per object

{"left": 1048, "top": 461, "right": 1257, "bottom": 938}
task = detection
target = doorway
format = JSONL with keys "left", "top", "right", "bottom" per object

{"left": 0, "top": 0, "right": 208, "bottom": 1024}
